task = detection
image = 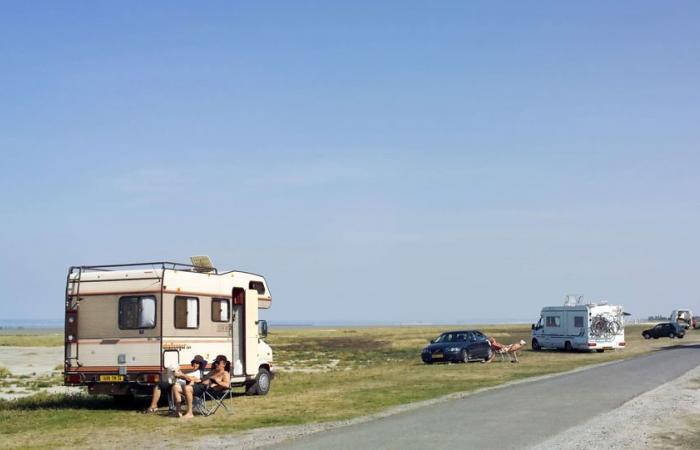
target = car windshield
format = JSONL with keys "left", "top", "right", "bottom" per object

{"left": 435, "top": 333, "right": 468, "bottom": 343}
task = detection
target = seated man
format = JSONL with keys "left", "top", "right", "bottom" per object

{"left": 144, "top": 355, "right": 207, "bottom": 414}
{"left": 177, "top": 354, "right": 231, "bottom": 419}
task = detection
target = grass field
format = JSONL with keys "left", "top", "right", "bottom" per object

{"left": 0, "top": 330, "right": 62, "bottom": 347}
{"left": 1, "top": 324, "right": 699, "bottom": 449}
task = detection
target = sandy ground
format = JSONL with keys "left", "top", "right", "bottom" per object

{"left": 0, "top": 346, "right": 64, "bottom": 376}
{"left": 531, "top": 363, "right": 700, "bottom": 450}
{"left": 0, "top": 346, "right": 80, "bottom": 400}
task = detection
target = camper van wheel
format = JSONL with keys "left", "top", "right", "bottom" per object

{"left": 564, "top": 341, "right": 573, "bottom": 352}
{"left": 596, "top": 349, "right": 605, "bottom": 353}
{"left": 531, "top": 339, "right": 541, "bottom": 351}
{"left": 246, "top": 368, "right": 271, "bottom": 396}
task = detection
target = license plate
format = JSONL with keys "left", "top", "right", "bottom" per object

{"left": 99, "top": 375, "right": 124, "bottom": 382}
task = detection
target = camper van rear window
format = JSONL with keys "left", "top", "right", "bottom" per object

{"left": 249, "top": 281, "right": 266, "bottom": 295}
{"left": 212, "top": 298, "right": 230, "bottom": 322}
{"left": 175, "top": 296, "right": 199, "bottom": 329}
{"left": 118, "top": 296, "right": 157, "bottom": 329}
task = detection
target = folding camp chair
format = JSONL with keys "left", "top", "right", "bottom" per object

{"left": 193, "top": 388, "right": 234, "bottom": 416}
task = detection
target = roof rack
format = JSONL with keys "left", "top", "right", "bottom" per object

{"left": 72, "top": 261, "right": 219, "bottom": 274}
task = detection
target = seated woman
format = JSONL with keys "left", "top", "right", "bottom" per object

{"left": 176, "top": 354, "right": 231, "bottom": 419}
{"left": 144, "top": 355, "right": 206, "bottom": 414}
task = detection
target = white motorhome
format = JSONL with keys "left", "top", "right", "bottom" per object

{"left": 670, "top": 309, "right": 693, "bottom": 330}
{"left": 531, "top": 296, "right": 625, "bottom": 352}
{"left": 64, "top": 258, "right": 274, "bottom": 398}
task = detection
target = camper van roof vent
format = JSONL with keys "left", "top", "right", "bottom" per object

{"left": 190, "top": 255, "right": 215, "bottom": 273}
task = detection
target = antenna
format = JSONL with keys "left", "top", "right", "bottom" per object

{"left": 564, "top": 294, "right": 584, "bottom": 306}
{"left": 190, "top": 255, "right": 215, "bottom": 272}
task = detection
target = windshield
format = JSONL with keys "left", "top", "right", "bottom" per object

{"left": 434, "top": 332, "right": 468, "bottom": 343}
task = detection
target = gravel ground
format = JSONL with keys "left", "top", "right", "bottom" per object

{"left": 531, "top": 364, "right": 700, "bottom": 450}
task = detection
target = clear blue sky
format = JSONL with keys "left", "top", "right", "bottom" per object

{"left": 1, "top": 1, "right": 698, "bottom": 323}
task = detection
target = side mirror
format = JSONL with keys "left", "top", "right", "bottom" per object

{"left": 430, "top": 339, "right": 435, "bottom": 344}
{"left": 531, "top": 324, "right": 535, "bottom": 330}
{"left": 258, "top": 320, "right": 268, "bottom": 338}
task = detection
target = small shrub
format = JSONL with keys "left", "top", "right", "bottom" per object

{"left": 0, "top": 366, "right": 11, "bottom": 378}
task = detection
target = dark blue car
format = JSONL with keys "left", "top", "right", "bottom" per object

{"left": 421, "top": 330, "right": 493, "bottom": 364}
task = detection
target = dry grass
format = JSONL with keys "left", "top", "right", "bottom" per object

{"left": 1, "top": 324, "right": 699, "bottom": 449}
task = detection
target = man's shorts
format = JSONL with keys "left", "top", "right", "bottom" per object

{"left": 157, "top": 380, "right": 172, "bottom": 391}
{"left": 192, "top": 383, "right": 207, "bottom": 396}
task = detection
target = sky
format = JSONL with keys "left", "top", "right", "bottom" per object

{"left": 1, "top": 1, "right": 699, "bottom": 324}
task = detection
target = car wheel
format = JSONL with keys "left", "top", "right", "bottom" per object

{"left": 461, "top": 349, "right": 470, "bottom": 363}
{"left": 246, "top": 368, "right": 271, "bottom": 396}
{"left": 564, "top": 341, "right": 573, "bottom": 352}
{"left": 669, "top": 332, "right": 676, "bottom": 339}
{"left": 484, "top": 347, "right": 494, "bottom": 362}
{"left": 642, "top": 333, "right": 651, "bottom": 340}
{"left": 679, "top": 335, "right": 685, "bottom": 339}
{"left": 532, "top": 339, "right": 541, "bottom": 351}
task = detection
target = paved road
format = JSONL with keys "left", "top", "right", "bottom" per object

{"left": 272, "top": 344, "right": 700, "bottom": 450}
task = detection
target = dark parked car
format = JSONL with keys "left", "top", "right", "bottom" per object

{"left": 421, "top": 330, "right": 493, "bottom": 364}
{"left": 642, "top": 322, "right": 685, "bottom": 340}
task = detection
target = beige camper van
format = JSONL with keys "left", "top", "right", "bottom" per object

{"left": 63, "top": 258, "right": 274, "bottom": 398}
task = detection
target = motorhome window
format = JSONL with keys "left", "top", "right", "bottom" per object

{"left": 212, "top": 298, "right": 230, "bottom": 322}
{"left": 249, "top": 281, "right": 266, "bottom": 295}
{"left": 545, "top": 316, "right": 560, "bottom": 327}
{"left": 574, "top": 316, "right": 584, "bottom": 328}
{"left": 174, "top": 296, "right": 199, "bottom": 329}
{"left": 118, "top": 296, "right": 156, "bottom": 329}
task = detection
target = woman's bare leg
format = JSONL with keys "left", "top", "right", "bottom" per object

{"left": 182, "top": 385, "right": 194, "bottom": 418}
{"left": 148, "top": 385, "right": 161, "bottom": 410}
{"left": 171, "top": 384, "right": 183, "bottom": 416}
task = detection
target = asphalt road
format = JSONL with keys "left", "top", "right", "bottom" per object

{"left": 272, "top": 344, "right": 700, "bottom": 450}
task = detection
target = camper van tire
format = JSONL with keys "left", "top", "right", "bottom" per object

{"left": 596, "top": 349, "right": 605, "bottom": 353}
{"left": 531, "top": 339, "right": 541, "bottom": 351}
{"left": 246, "top": 368, "right": 271, "bottom": 396}
{"left": 564, "top": 341, "right": 573, "bottom": 352}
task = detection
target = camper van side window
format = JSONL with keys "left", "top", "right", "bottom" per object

{"left": 212, "top": 298, "right": 230, "bottom": 322}
{"left": 574, "top": 316, "right": 585, "bottom": 328}
{"left": 545, "top": 316, "right": 561, "bottom": 327}
{"left": 249, "top": 281, "right": 266, "bottom": 295}
{"left": 118, "top": 296, "right": 156, "bottom": 329}
{"left": 174, "top": 296, "right": 199, "bottom": 329}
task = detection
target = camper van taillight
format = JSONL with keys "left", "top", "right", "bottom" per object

{"left": 619, "top": 342, "right": 626, "bottom": 347}
{"left": 65, "top": 310, "right": 78, "bottom": 343}
{"left": 138, "top": 374, "right": 160, "bottom": 383}
{"left": 65, "top": 373, "right": 81, "bottom": 384}
{"left": 587, "top": 342, "right": 597, "bottom": 347}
